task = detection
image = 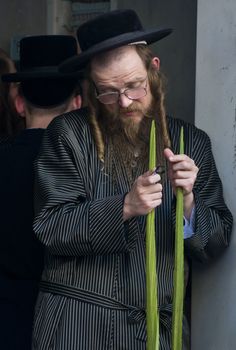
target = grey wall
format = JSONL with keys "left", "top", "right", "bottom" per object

{"left": 0, "top": 0, "right": 47, "bottom": 53}
{"left": 192, "top": 0, "right": 236, "bottom": 348}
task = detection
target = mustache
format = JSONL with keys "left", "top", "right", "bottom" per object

{"left": 119, "top": 106, "right": 143, "bottom": 114}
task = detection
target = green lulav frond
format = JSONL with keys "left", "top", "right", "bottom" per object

{"left": 172, "top": 126, "right": 184, "bottom": 350}
{"left": 146, "top": 120, "right": 159, "bottom": 350}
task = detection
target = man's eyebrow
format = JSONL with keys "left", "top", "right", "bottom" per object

{"left": 96, "top": 83, "right": 117, "bottom": 92}
{"left": 96, "top": 76, "right": 146, "bottom": 91}
{"left": 125, "top": 78, "right": 145, "bottom": 86}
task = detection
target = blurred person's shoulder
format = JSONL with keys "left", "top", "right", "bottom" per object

{"left": 0, "top": 134, "right": 13, "bottom": 147}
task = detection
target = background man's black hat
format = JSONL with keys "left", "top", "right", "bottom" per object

{"left": 2, "top": 35, "right": 82, "bottom": 81}
{"left": 2, "top": 35, "right": 83, "bottom": 107}
{"left": 60, "top": 9, "right": 173, "bottom": 73}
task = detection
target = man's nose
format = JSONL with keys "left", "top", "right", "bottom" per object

{"left": 118, "top": 93, "right": 133, "bottom": 108}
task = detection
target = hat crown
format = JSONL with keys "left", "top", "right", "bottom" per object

{"left": 59, "top": 9, "right": 172, "bottom": 73}
{"left": 3, "top": 35, "right": 81, "bottom": 108}
{"left": 19, "top": 35, "right": 78, "bottom": 70}
{"left": 77, "top": 9, "right": 143, "bottom": 52}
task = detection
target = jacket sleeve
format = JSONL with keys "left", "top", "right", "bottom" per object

{"left": 184, "top": 129, "right": 233, "bottom": 262}
{"left": 33, "top": 114, "right": 138, "bottom": 257}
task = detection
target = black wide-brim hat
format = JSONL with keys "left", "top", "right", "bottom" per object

{"left": 60, "top": 9, "right": 173, "bottom": 73}
{"left": 2, "top": 35, "right": 83, "bottom": 107}
{"left": 2, "top": 35, "right": 83, "bottom": 82}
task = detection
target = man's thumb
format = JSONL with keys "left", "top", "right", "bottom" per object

{"left": 164, "top": 148, "right": 174, "bottom": 160}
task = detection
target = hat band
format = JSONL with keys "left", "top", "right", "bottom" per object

{"left": 19, "top": 66, "right": 58, "bottom": 73}
{"left": 128, "top": 40, "right": 147, "bottom": 46}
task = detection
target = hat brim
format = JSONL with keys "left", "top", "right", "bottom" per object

{"left": 60, "top": 28, "right": 173, "bottom": 73}
{"left": 2, "top": 66, "right": 83, "bottom": 82}
{"left": 21, "top": 79, "right": 80, "bottom": 108}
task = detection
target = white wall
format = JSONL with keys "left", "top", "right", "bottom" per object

{"left": 192, "top": 0, "right": 236, "bottom": 349}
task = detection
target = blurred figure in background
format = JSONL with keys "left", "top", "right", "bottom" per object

{"left": 0, "top": 48, "right": 24, "bottom": 141}
{"left": 0, "top": 35, "right": 82, "bottom": 350}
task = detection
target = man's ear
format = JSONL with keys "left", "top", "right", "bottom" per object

{"left": 72, "top": 94, "right": 82, "bottom": 110}
{"left": 151, "top": 56, "right": 160, "bottom": 70}
{"left": 15, "top": 94, "right": 26, "bottom": 118}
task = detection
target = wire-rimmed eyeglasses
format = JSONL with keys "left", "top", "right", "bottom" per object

{"left": 94, "top": 77, "right": 148, "bottom": 105}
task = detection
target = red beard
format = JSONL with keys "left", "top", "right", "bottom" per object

{"left": 98, "top": 100, "right": 154, "bottom": 146}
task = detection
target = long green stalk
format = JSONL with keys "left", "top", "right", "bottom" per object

{"left": 172, "top": 126, "right": 184, "bottom": 350}
{"left": 146, "top": 120, "right": 159, "bottom": 350}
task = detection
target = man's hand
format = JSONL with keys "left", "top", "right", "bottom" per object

{"left": 164, "top": 148, "right": 199, "bottom": 219}
{"left": 123, "top": 170, "right": 162, "bottom": 221}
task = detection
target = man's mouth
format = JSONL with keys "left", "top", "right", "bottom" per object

{"left": 120, "top": 109, "right": 141, "bottom": 116}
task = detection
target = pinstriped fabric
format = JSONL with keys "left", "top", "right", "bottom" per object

{"left": 32, "top": 108, "right": 233, "bottom": 349}
{"left": 53, "top": 299, "right": 112, "bottom": 349}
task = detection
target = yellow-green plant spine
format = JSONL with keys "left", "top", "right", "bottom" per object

{"left": 172, "top": 126, "right": 184, "bottom": 350}
{"left": 146, "top": 120, "right": 159, "bottom": 350}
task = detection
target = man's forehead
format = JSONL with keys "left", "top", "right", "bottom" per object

{"left": 91, "top": 45, "right": 144, "bottom": 70}
{"left": 90, "top": 47, "right": 146, "bottom": 84}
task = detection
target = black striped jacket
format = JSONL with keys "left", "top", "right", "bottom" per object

{"left": 32, "top": 108, "right": 233, "bottom": 349}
